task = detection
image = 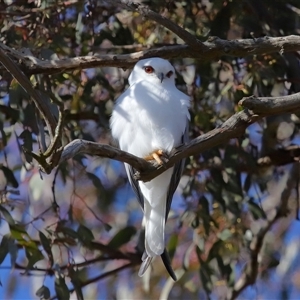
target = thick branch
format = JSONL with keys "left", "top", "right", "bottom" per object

{"left": 239, "top": 93, "right": 300, "bottom": 114}
{"left": 59, "top": 139, "right": 152, "bottom": 172}
{"left": 2, "top": 35, "right": 300, "bottom": 75}
{"left": 57, "top": 92, "right": 300, "bottom": 181}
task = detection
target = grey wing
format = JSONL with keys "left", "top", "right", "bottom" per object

{"left": 156, "top": 119, "right": 189, "bottom": 281}
{"left": 165, "top": 118, "right": 189, "bottom": 219}
{"left": 124, "top": 163, "right": 144, "bottom": 209}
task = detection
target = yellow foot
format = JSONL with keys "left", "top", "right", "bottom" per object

{"left": 144, "top": 149, "right": 165, "bottom": 165}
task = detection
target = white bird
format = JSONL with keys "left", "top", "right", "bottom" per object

{"left": 110, "top": 57, "right": 190, "bottom": 280}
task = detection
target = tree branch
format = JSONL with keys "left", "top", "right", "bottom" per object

{"left": 59, "top": 139, "right": 152, "bottom": 172}
{"left": 239, "top": 93, "right": 300, "bottom": 114}
{"left": 135, "top": 92, "right": 300, "bottom": 181}
{"left": 55, "top": 92, "right": 300, "bottom": 181}
{"left": 49, "top": 262, "right": 137, "bottom": 300}
{"left": 2, "top": 35, "right": 300, "bottom": 75}
{"left": 2, "top": 1, "right": 300, "bottom": 76}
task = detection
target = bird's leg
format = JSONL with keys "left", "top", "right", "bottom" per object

{"left": 144, "top": 149, "right": 165, "bottom": 165}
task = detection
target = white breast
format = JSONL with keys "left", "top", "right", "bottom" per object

{"left": 110, "top": 80, "right": 189, "bottom": 158}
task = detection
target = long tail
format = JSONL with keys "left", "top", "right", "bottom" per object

{"left": 144, "top": 194, "right": 166, "bottom": 256}
{"left": 137, "top": 169, "right": 177, "bottom": 278}
{"left": 139, "top": 169, "right": 173, "bottom": 257}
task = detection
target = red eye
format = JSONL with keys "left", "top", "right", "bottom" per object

{"left": 166, "top": 70, "right": 173, "bottom": 78}
{"left": 144, "top": 66, "right": 154, "bottom": 74}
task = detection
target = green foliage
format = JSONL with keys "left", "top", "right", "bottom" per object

{"left": 107, "top": 226, "right": 136, "bottom": 249}
{"left": 55, "top": 276, "right": 70, "bottom": 300}
{"left": 36, "top": 285, "right": 51, "bottom": 299}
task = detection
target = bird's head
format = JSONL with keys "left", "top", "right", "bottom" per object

{"left": 128, "top": 58, "right": 176, "bottom": 86}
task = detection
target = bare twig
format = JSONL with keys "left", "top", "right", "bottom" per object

{"left": 1, "top": 247, "right": 137, "bottom": 276}
{"left": 49, "top": 262, "right": 137, "bottom": 300}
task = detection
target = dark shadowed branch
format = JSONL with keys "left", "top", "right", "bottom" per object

{"left": 257, "top": 145, "right": 300, "bottom": 167}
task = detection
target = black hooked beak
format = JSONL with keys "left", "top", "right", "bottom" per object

{"left": 158, "top": 73, "right": 164, "bottom": 83}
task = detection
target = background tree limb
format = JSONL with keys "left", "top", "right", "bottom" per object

{"left": 2, "top": 35, "right": 300, "bottom": 75}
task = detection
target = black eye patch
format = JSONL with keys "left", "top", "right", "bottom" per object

{"left": 166, "top": 70, "right": 173, "bottom": 78}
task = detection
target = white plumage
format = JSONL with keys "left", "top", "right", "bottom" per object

{"left": 110, "top": 57, "right": 190, "bottom": 279}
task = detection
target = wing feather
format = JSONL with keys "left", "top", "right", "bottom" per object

{"left": 124, "top": 163, "right": 144, "bottom": 208}
{"left": 165, "top": 119, "right": 189, "bottom": 218}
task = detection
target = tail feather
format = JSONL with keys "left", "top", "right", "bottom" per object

{"left": 138, "top": 254, "right": 152, "bottom": 277}
{"left": 161, "top": 250, "right": 177, "bottom": 281}
{"left": 138, "top": 250, "right": 177, "bottom": 281}
{"left": 144, "top": 197, "right": 165, "bottom": 256}
{"left": 138, "top": 169, "right": 175, "bottom": 277}
{"left": 139, "top": 169, "right": 173, "bottom": 257}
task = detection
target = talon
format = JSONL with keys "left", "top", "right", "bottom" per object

{"left": 157, "top": 149, "right": 163, "bottom": 155}
{"left": 144, "top": 149, "right": 165, "bottom": 165}
{"left": 152, "top": 152, "right": 163, "bottom": 165}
